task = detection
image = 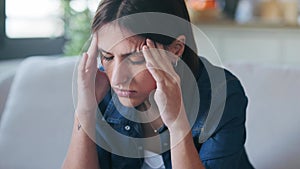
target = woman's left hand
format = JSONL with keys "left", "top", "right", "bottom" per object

{"left": 142, "top": 39, "right": 189, "bottom": 132}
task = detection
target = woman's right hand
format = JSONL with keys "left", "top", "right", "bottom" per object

{"left": 63, "top": 35, "right": 107, "bottom": 169}
{"left": 76, "top": 34, "right": 110, "bottom": 115}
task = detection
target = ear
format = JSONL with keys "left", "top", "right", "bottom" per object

{"left": 167, "top": 35, "right": 186, "bottom": 58}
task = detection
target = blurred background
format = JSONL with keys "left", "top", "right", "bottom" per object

{"left": 0, "top": 0, "right": 300, "bottom": 61}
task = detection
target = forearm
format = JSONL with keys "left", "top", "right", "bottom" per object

{"left": 62, "top": 115, "right": 100, "bottom": 169}
{"left": 169, "top": 118, "right": 205, "bottom": 169}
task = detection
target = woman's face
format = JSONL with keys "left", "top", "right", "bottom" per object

{"left": 96, "top": 24, "right": 156, "bottom": 108}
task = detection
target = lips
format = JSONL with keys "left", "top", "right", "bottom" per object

{"left": 114, "top": 88, "right": 137, "bottom": 97}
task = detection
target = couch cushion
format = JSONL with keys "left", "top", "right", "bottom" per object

{"left": 0, "top": 56, "right": 78, "bottom": 169}
{"left": 225, "top": 62, "right": 300, "bottom": 169}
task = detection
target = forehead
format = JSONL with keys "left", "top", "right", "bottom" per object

{"left": 96, "top": 23, "right": 144, "bottom": 53}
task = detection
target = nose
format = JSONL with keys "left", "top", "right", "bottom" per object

{"left": 111, "top": 60, "right": 130, "bottom": 87}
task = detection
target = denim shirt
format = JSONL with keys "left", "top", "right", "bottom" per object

{"left": 95, "top": 57, "right": 254, "bottom": 169}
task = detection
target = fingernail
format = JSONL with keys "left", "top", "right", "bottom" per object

{"left": 143, "top": 45, "right": 148, "bottom": 50}
{"left": 146, "top": 39, "right": 152, "bottom": 45}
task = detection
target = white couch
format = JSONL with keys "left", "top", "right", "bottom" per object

{"left": 225, "top": 62, "right": 300, "bottom": 169}
{"left": 0, "top": 56, "right": 299, "bottom": 169}
{"left": 0, "top": 56, "right": 76, "bottom": 169}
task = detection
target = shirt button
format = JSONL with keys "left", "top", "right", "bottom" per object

{"left": 124, "top": 125, "right": 131, "bottom": 131}
{"left": 163, "top": 143, "right": 168, "bottom": 146}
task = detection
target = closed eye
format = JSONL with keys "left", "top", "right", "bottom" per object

{"left": 127, "top": 52, "right": 145, "bottom": 65}
{"left": 100, "top": 52, "right": 114, "bottom": 62}
{"left": 103, "top": 55, "right": 113, "bottom": 61}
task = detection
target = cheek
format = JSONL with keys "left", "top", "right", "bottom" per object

{"left": 104, "top": 70, "right": 113, "bottom": 84}
{"left": 133, "top": 70, "right": 156, "bottom": 92}
{"left": 105, "top": 65, "right": 156, "bottom": 92}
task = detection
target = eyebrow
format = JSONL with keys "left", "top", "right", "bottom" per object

{"left": 98, "top": 48, "right": 141, "bottom": 58}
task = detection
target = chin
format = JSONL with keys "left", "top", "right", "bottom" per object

{"left": 118, "top": 97, "right": 144, "bottom": 108}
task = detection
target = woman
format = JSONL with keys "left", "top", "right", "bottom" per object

{"left": 63, "top": 0, "right": 254, "bottom": 169}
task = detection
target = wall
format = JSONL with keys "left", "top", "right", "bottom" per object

{"left": 193, "top": 25, "right": 300, "bottom": 67}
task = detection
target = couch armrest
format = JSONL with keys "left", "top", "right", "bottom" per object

{"left": 0, "top": 71, "right": 15, "bottom": 120}
{"left": 0, "top": 56, "right": 78, "bottom": 169}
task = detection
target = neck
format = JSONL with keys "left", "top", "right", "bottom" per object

{"left": 136, "top": 99, "right": 164, "bottom": 137}
{"left": 142, "top": 118, "right": 164, "bottom": 137}
{"left": 135, "top": 101, "right": 149, "bottom": 112}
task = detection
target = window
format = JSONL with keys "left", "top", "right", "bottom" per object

{"left": 5, "top": 0, "right": 64, "bottom": 38}
{"left": 0, "top": 0, "right": 100, "bottom": 59}
{"left": 0, "top": 0, "right": 5, "bottom": 41}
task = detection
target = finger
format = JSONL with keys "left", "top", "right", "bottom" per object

{"left": 86, "top": 35, "right": 98, "bottom": 70}
{"left": 155, "top": 43, "right": 174, "bottom": 70}
{"left": 147, "top": 39, "right": 174, "bottom": 72}
{"left": 87, "top": 34, "right": 98, "bottom": 59}
{"left": 79, "top": 53, "right": 88, "bottom": 74}
{"left": 142, "top": 45, "right": 165, "bottom": 82}
{"left": 145, "top": 44, "right": 180, "bottom": 87}
{"left": 146, "top": 39, "right": 160, "bottom": 65}
{"left": 142, "top": 45, "right": 154, "bottom": 66}
{"left": 155, "top": 43, "right": 180, "bottom": 81}
{"left": 147, "top": 40, "right": 178, "bottom": 81}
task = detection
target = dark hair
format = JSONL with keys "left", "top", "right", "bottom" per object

{"left": 92, "top": 0, "right": 199, "bottom": 77}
